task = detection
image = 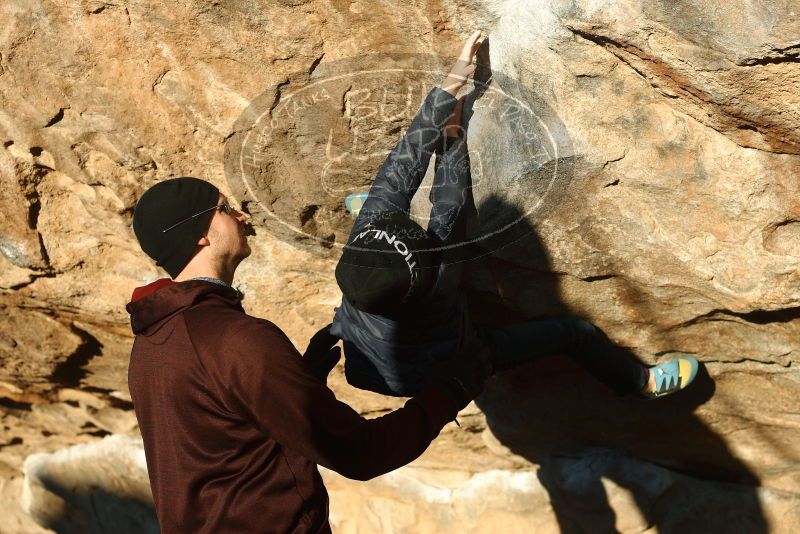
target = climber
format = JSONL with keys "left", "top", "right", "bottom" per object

{"left": 125, "top": 185, "right": 490, "bottom": 528}
{"left": 331, "top": 30, "right": 699, "bottom": 401}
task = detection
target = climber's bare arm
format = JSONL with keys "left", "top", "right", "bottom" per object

{"left": 440, "top": 30, "right": 484, "bottom": 96}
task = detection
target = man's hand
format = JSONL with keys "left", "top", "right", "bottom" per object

{"left": 440, "top": 30, "right": 485, "bottom": 96}
{"left": 302, "top": 324, "right": 342, "bottom": 383}
{"left": 433, "top": 329, "right": 494, "bottom": 413}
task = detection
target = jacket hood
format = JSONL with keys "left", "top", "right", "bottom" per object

{"left": 126, "top": 278, "right": 242, "bottom": 335}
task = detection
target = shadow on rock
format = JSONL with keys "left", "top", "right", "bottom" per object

{"left": 464, "top": 194, "right": 767, "bottom": 533}
{"left": 23, "top": 435, "right": 159, "bottom": 534}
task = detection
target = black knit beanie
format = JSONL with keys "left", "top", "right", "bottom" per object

{"left": 336, "top": 211, "right": 439, "bottom": 316}
{"left": 132, "top": 177, "right": 220, "bottom": 278}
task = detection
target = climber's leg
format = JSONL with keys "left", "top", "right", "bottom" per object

{"left": 476, "top": 317, "right": 648, "bottom": 396}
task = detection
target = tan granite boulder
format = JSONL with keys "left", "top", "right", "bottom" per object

{"left": 0, "top": 0, "right": 798, "bottom": 531}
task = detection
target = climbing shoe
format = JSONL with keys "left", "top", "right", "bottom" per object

{"left": 643, "top": 356, "right": 699, "bottom": 398}
{"left": 344, "top": 192, "right": 369, "bottom": 217}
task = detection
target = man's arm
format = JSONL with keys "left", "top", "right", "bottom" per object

{"left": 218, "top": 319, "right": 457, "bottom": 481}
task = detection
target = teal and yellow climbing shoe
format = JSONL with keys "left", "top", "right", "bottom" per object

{"left": 344, "top": 192, "right": 369, "bottom": 217}
{"left": 643, "top": 356, "right": 699, "bottom": 398}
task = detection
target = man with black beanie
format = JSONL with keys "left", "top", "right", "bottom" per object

{"left": 331, "top": 31, "right": 700, "bottom": 405}
{"left": 126, "top": 176, "right": 472, "bottom": 532}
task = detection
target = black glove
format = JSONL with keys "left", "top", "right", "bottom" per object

{"left": 302, "top": 324, "right": 342, "bottom": 383}
{"left": 433, "top": 330, "right": 494, "bottom": 413}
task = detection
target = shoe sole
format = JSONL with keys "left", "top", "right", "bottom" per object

{"left": 345, "top": 192, "right": 369, "bottom": 216}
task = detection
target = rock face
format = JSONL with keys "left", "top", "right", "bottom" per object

{"left": 22, "top": 437, "right": 800, "bottom": 533}
{"left": 1, "top": 0, "right": 799, "bottom": 532}
{"left": 22, "top": 435, "right": 157, "bottom": 534}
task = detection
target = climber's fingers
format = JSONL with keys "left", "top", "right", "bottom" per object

{"left": 459, "top": 30, "right": 484, "bottom": 62}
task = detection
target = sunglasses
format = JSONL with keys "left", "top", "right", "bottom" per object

{"left": 162, "top": 202, "right": 235, "bottom": 233}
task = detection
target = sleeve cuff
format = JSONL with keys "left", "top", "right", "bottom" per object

{"left": 426, "top": 87, "right": 459, "bottom": 127}
{"left": 430, "top": 85, "right": 458, "bottom": 103}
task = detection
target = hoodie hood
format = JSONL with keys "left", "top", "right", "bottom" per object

{"left": 126, "top": 278, "right": 242, "bottom": 335}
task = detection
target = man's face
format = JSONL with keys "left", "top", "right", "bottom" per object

{"left": 206, "top": 194, "right": 251, "bottom": 266}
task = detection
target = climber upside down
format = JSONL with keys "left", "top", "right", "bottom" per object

{"left": 330, "top": 30, "right": 699, "bottom": 404}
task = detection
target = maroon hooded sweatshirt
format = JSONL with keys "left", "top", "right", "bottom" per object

{"left": 126, "top": 279, "right": 456, "bottom": 533}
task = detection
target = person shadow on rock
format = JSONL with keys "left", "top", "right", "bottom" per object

{"left": 455, "top": 36, "right": 768, "bottom": 533}
{"left": 462, "top": 194, "right": 767, "bottom": 533}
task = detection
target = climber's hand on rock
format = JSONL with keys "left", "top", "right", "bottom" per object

{"left": 441, "top": 30, "right": 484, "bottom": 96}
